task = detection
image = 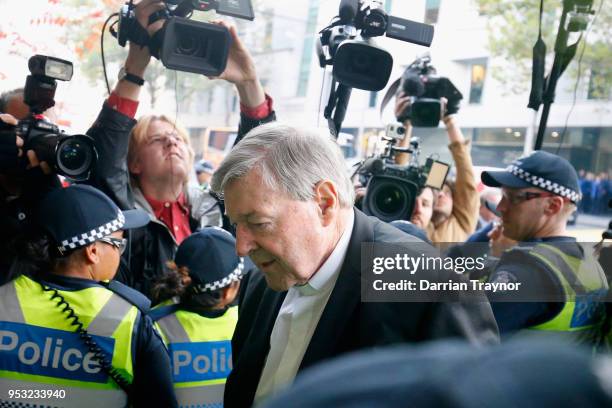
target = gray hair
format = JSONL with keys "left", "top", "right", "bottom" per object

{"left": 0, "top": 88, "right": 24, "bottom": 112}
{"left": 211, "top": 122, "right": 355, "bottom": 208}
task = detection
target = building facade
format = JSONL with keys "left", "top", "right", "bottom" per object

{"left": 181, "top": 0, "right": 611, "bottom": 174}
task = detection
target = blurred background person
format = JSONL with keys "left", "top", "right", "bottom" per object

{"left": 260, "top": 339, "right": 612, "bottom": 408}
{"left": 195, "top": 159, "right": 215, "bottom": 189}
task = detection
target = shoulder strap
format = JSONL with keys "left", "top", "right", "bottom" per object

{"left": 529, "top": 243, "right": 587, "bottom": 295}
{"left": 105, "top": 279, "right": 151, "bottom": 313}
{"left": 379, "top": 77, "right": 402, "bottom": 119}
{"left": 149, "top": 304, "right": 180, "bottom": 322}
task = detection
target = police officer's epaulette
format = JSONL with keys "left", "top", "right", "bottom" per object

{"left": 105, "top": 280, "right": 151, "bottom": 313}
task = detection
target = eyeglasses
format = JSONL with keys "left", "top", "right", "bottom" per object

{"left": 98, "top": 236, "right": 127, "bottom": 254}
{"left": 501, "top": 190, "right": 560, "bottom": 205}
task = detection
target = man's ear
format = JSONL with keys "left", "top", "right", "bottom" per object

{"left": 544, "top": 196, "right": 564, "bottom": 216}
{"left": 128, "top": 158, "right": 141, "bottom": 175}
{"left": 83, "top": 243, "right": 100, "bottom": 265}
{"left": 314, "top": 180, "right": 339, "bottom": 226}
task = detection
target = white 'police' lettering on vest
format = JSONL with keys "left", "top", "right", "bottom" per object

{"left": 0, "top": 321, "right": 114, "bottom": 383}
{"left": 170, "top": 340, "right": 232, "bottom": 383}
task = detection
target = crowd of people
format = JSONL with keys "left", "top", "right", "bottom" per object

{"left": 1, "top": 1, "right": 611, "bottom": 407}
{"left": 578, "top": 170, "right": 611, "bottom": 215}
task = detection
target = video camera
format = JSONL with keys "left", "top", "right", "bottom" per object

{"left": 359, "top": 125, "right": 450, "bottom": 223}
{"left": 317, "top": 0, "right": 434, "bottom": 137}
{"left": 113, "top": 0, "right": 254, "bottom": 76}
{"left": 3, "top": 55, "right": 97, "bottom": 181}
{"left": 397, "top": 56, "right": 463, "bottom": 127}
{"left": 318, "top": 0, "right": 434, "bottom": 92}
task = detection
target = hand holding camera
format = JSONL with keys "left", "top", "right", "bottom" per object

{"left": 1, "top": 113, "right": 53, "bottom": 176}
{"left": 124, "top": 0, "right": 167, "bottom": 75}
{"left": 113, "top": 0, "right": 255, "bottom": 77}
{"left": 2, "top": 56, "right": 97, "bottom": 181}
{"left": 206, "top": 20, "right": 265, "bottom": 108}
{"left": 396, "top": 56, "right": 463, "bottom": 127}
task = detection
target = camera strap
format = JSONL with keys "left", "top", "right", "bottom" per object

{"left": 527, "top": 0, "right": 546, "bottom": 110}
{"left": 148, "top": 26, "right": 166, "bottom": 59}
{"left": 41, "top": 284, "right": 133, "bottom": 398}
{"left": 379, "top": 76, "right": 402, "bottom": 120}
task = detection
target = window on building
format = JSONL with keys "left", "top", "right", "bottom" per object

{"left": 369, "top": 91, "right": 377, "bottom": 108}
{"left": 425, "top": 0, "right": 441, "bottom": 24}
{"left": 297, "top": 0, "right": 320, "bottom": 97}
{"left": 263, "top": 12, "right": 274, "bottom": 51}
{"left": 207, "top": 91, "right": 213, "bottom": 113}
{"left": 384, "top": 0, "right": 393, "bottom": 13}
{"left": 587, "top": 68, "right": 610, "bottom": 100}
{"left": 469, "top": 62, "right": 487, "bottom": 104}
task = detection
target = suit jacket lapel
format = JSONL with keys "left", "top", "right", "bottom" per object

{"left": 300, "top": 209, "right": 374, "bottom": 369}
{"left": 234, "top": 282, "right": 287, "bottom": 402}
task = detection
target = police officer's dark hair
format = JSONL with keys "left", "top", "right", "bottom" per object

{"left": 151, "top": 262, "right": 224, "bottom": 309}
{"left": 8, "top": 231, "right": 80, "bottom": 281}
{"left": 0, "top": 88, "right": 24, "bottom": 113}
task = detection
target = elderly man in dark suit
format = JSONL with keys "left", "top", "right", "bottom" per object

{"left": 211, "top": 122, "right": 499, "bottom": 407}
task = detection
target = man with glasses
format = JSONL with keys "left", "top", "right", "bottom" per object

{"left": 480, "top": 151, "right": 608, "bottom": 345}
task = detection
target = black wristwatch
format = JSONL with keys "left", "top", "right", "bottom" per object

{"left": 118, "top": 66, "right": 145, "bottom": 86}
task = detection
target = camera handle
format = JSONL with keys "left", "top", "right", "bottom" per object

{"left": 324, "top": 79, "right": 352, "bottom": 138}
{"left": 41, "top": 284, "right": 133, "bottom": 398}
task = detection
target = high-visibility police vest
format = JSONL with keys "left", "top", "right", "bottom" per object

{"left": 152, "top": 300, "right": 238, "bottom": 408}
{"left": 503, "top": 243, "right": 608, "bottom": 345}
{"left": 0, "top": 275, "right": 139, "bottom": 408}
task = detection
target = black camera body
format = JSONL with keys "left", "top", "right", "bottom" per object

{"left": 399, "top": 56, "right": 463, "bottom": 127}
{"left": 16, "top": 55, "right": 97, "bottom": 181}
{"left": 318, "top": 0, "right": 434, "bottom": 92}
{"left": 114, "top": 0, "right": 253, "bottom": 76}
{"left": 360, "top": 134, "right": 449, "bottom": 223}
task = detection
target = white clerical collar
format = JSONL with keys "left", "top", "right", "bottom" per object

{"left": 295, "top": 210, "right": 355, "bottom": 296}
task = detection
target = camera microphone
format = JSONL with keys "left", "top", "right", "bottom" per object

{"left": 339, "top": 0, "right": 359, "bottom": 24}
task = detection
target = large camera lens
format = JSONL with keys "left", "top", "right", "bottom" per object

{"left": 177, "top": 34, "right": 203, "bottom": 56}
{"left": 374, "top": 183, "right": 406, "bottom": 217}
{"left": 56, "top": 135, "right": 97, "bottom": 181}
{"left": 363, "top": 176, "right": 419, "bottom": 223}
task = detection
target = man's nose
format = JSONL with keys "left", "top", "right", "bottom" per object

{"left": 235, "top": 224, "right": 257, "bottom": 257}
{"left": 413, "top": 200, "right": 422, "bottom": 214}
{"left": 164, "top": 134, "right": 180, "bottom": 147}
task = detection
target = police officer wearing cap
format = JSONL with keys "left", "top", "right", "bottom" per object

{"left": 0, "top": 185, "right": 177, "bottom": 407}
{"left": 481, "top": 151, "right": 608, "bottom": 344}
{"left": 149, "top": 227, "right": 244, "bottom": 408}
{"left": 195, "top": 160, "right": 215, "bottom": 190}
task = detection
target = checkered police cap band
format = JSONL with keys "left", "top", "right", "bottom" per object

{"left": 507, "top": 165, "right": 582, "bottom": 203}
{"left": 192, "top": 258, "right": 245, "bottom": 293}
{"left": 58, "top": 212, "right": 125, "bottom": 254}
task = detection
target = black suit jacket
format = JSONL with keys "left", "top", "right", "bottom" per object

{"left": 225, "top": 209, "right": 499, "bottom": 407}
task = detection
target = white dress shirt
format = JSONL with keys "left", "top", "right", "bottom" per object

{"left": 254, "top": 211, "right": 355, "bottom": 403}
